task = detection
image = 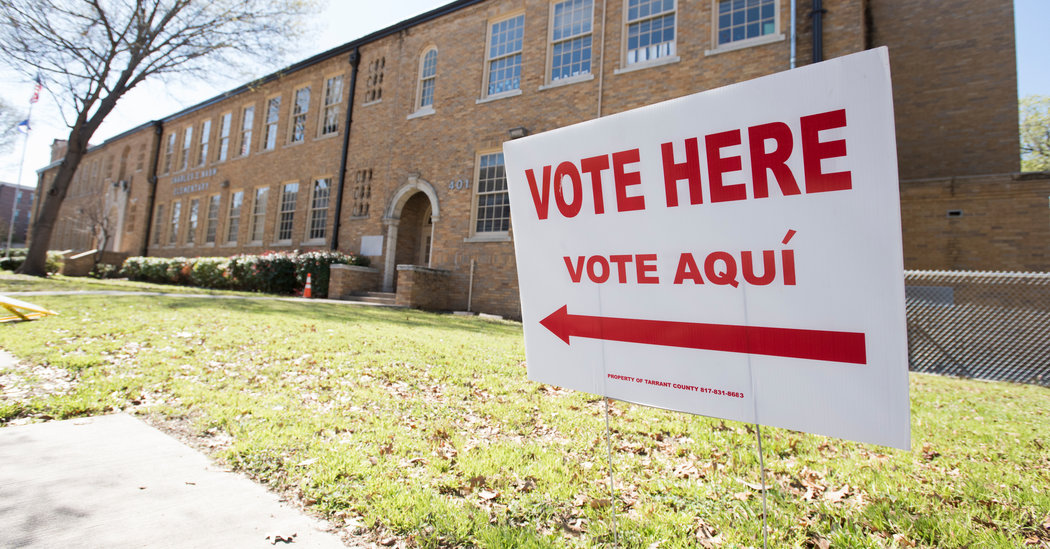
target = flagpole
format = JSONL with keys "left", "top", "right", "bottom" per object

{"left": 7, "top": 79, "right": 37, "bottom": 258}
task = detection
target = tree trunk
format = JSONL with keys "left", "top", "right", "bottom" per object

{"left": 17, "top": 146, "right": 84, "bottom": 276}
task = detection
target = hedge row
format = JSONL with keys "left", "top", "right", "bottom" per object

{"left": 0, "top": 249, "right": 65, "bottom": 274}
{"left": 121, "top": 250, "right": 368, "bottom": 297}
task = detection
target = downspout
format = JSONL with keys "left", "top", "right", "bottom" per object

{"left": 330, "top": 46, "right": 361, "bottom": 251}
{"left": 596, "top": 0, "right": 609, "bottom": 118}
{"left": 790, "top": 0, "right": 797, "bottom": 68}
{"left": 811, "top": 0, "right": 825, "bottom": 63}
{"left": 139, "top": 121, "right": 163, "bottom": 257}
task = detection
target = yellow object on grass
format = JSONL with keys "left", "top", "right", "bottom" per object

{"left": 0, "top": 295, "right": 58, "bottom": 322}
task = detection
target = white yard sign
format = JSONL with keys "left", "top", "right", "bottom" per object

{"left": 504, "top": 48, "right": 910, "bottom": 450}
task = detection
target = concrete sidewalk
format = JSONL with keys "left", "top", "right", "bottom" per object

{"left": 0, "top": 414, "right": 349, "bottom": 548}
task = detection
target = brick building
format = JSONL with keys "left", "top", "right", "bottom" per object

{"left": 33, "top": 0, "right": 1043, "bottom": 317}
{"left": 0, "top": 182, "right": 35, "bottom": 249}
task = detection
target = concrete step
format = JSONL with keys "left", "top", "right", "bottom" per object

{"left": 344, "top": 291, "right": 397, "bottom": 305}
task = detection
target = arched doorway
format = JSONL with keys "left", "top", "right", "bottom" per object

{"left": 381, "top": 176, "right": 440, "bottom": 292}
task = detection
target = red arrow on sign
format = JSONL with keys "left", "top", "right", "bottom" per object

{"left": 540, "top": 305, "right": 866, "bottom": 364}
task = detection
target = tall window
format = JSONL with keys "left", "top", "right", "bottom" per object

{"left": 291, "top": 87, "right": 310, "bottom": 143}
{"left": 308, "top": 178, "right": 330, "bottom": 240}
{"left": 186, "top": 198, "right": 199, "bottom": 245}
{"left": 264, "top": 97, "right": 281, "bottom": 150}
{"left": 197, "top": 119, "right": 211, "bottom": 166}
{"left": 217, "top": 113, "right": 232, "bottom": 161}
{"left": 251, "top": 187, "right": 268, "bottom": 242}
{"left": 180, "top": 126, "right": 193, "bottom": 170}
{"left": 163, "top": 133, "right": 176, "bottom": 173}
{"left": 226, "top": 191, "right": 244, "bottom": 243}
{"left": 169, "top": 200, "right": 181, "bottom": 245}
{"left": 152, "top": 204, "right": 165, "bottom": 245}
{"left": 276, "top": 183, "right": 298, "bottom": 241}
{"left": 474, "top": 152, "right": 510, "bottom": 234}
{"left": 417, "top": 49, "right": 438, "bottom": 109}
{"left": 485, "top": 14, "right": 525, "bottom": 97}
{"left": 205, "top": 195, "right": 220, "bottom": 244}
{"left": 717, "top": 0, "right": 776, "bottom": 46}
{"left": 321, "top": 77, "right": 342, "bottom": 135}
{"left": 625, "top": 0, "right": 676, "bottom": 65}
{"left": 550, "top": 0, "right": 593, "bottom": 82}
{"left": 239, "top": 106, "right": 254, "bottom": 156}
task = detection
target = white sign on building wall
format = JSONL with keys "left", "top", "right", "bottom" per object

{"left": 504, "top": 47, "right": 910, "bottom": 450}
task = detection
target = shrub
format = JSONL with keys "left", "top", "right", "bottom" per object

{"left": 293, "top": 250, "right": 364, "bottom": 298}
{"left": 254, "top": 252, "right": 297, "bottom": 294}
{"left": 189, "top": 257, "right": 229, "bottom": 289}
{"left": 119, "top": 250, "right": 367, "bottom": 295}
{"left": 0, "top": 249, "right": 27, "bottom": 271}
{"left": 0, "top": 249, "right": 64, "bottom": 274}
{"left": 89, "top": 263, "right": 121, "bottom": 279}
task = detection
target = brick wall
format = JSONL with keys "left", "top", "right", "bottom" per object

{"left": 870, "top": 0, "right": 1019, "bottom": 179}
{"left": 329, "top": 264, "right": 381, "bottom": 298}
{"left": 35, "top": 0, "right": 1029, "bottom": 319}
{"left": 900, "top": 173, "right": 1050, "bottom": 272}
{"left": 395, "top": 265, "right": 453, "bottom": 310}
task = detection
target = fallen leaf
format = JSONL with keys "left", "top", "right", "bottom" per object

{"left": 478, "top": 489, "right": 500, "bottom": 501}
{"left": 893, "top": 533, "right": 916, "bottom": 547}
{"left": 805, "top": 534, "right": 830, "bottom": 549}
{"left": 732, "top": 491, "right": 751, "bottom": 501}
{"left": 824, "top": 485, "right": 850, "bottom": 503}
{"left": 696, "top": 522, "right": 723, "bottom": 547}
{"left": 266, "top": 532, "right": 297, "bottom": 545}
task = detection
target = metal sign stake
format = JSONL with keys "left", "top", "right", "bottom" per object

{"left": 603, "top": 397, "right": 620, "bottom": 547}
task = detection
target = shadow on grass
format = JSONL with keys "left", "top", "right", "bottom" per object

{"left": 153, "top": 295, "right": 523, "bottom": 336}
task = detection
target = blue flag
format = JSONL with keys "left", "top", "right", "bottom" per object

{"left": 16, "top": 119, "right": 30, "bottom": 133}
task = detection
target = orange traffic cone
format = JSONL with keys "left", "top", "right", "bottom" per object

{"left": 304, "top": 273, "right": 313, "bottom": 298}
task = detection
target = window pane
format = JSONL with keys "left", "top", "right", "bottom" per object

{"left": 487, "top": 15, "right": 524, "bottom": 95}
{"left": 717, "top": 0, "right": 775, "bottom": 45}
{"left": 475, "top": 153, "right": 510, "bottom": 233}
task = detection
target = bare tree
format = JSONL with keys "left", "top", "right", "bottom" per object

{"left": 0, "top": 0, "right": 318, "bottom": 275}
{"left": 0, "top": 97, "right": 26, "bottom": 154}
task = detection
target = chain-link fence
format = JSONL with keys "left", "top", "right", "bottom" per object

{"left": 905, "top": 270, "right": 1050, "bottom": 387}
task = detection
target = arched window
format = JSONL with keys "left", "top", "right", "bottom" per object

{"left": 417, "top": 48, "right": 438, "bottom": 110}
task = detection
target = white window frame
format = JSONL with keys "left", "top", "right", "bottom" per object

{"left": 467, "top": 150, "right": 512, "bottom": 241}
{"left": 306, "top": 177, "right": 331, "bottom": 242}
{"left": 275, "top": 182, "right": 299, "bottom": 243}
{"left": 545, "top": 0, "right": 595, "bottom": 86}
{"left": 217, "top": 112, "right": 232, "bottom": 162}
{"left": 197, "top": 119, "right": 211, "bottom": 166}
{"left": 290, "top": 86, "right": 310, "bottom": 143}
{"left": 620, "top": 0, "right": 678, "bottom": 70}
{"left": 706, "top": 0, "right": 784, "bottom": 55}
{"left": 226, "top": 190, "right": 244, "bottom": 244}
{"left": 169, "top": 200, "right": 181, "bottom": 246}
{"left": 250, "top": 186, "right": 268, "bottom": 244}
{"left": 162, "top": 133, "right": 176, "bottom": 174}
{"left": 414, "top": 47, "right": 438, "bottom": 115}
{"left": 320, "top": 76, "right": 343, "bottom": 136}
{"left": 204, "top": 194, "right": 221, "bottom": 245}
{"left": 239, "top": 105, "right": 254, "bottom": 157}
{"left": 264, "top": 96, "right": 281, "bottom": 150}
{"left": 180, "top": 126, "right": 193, "bottom": 171}
{"left": 186, "top": 198, "right": 199, "bottom": 245}
{"left": 481, "top": 13, "right": 526, "bottom": 100}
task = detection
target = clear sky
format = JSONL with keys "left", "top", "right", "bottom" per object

{"left": 1, "top": 0, "right": 1047, "bottom": 187}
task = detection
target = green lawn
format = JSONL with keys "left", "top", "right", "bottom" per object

{"left": 1, "top": 278, "right": 1047, "bottom": 548}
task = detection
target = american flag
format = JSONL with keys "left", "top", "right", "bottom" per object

{"left": 29, "top": 74, "right": 42, "bottom": 104}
